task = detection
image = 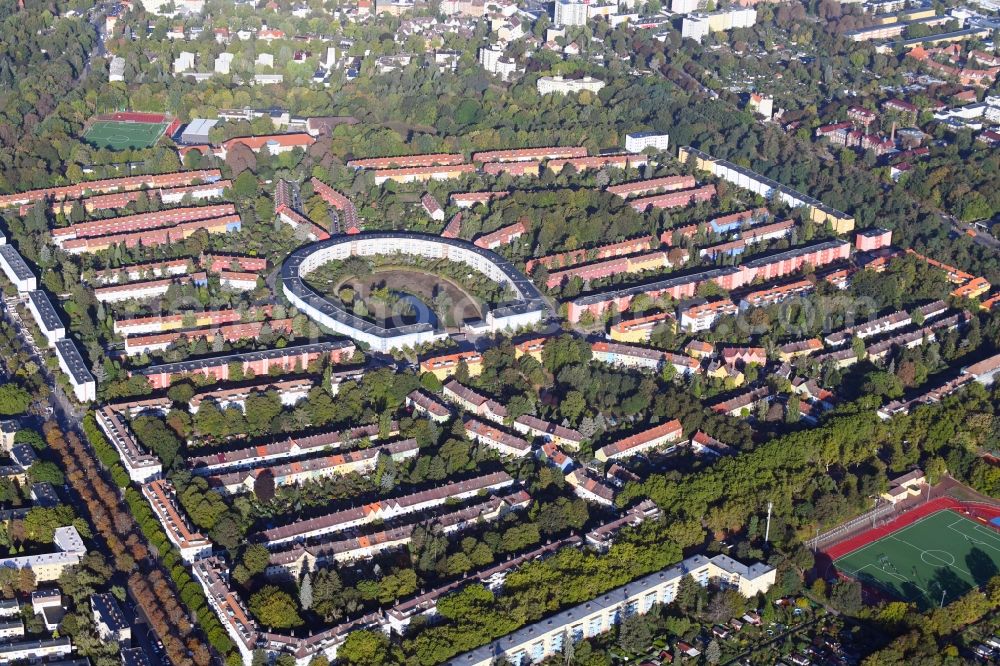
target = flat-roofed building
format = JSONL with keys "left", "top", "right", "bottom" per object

{"left": 26, "top": 290, "right": 65, "bottom": 346}
{"left": 447, "top": 554, "right": 775, "bottom": 666}
{"left": 0, "top": 245, "right": 36, "bottom": 292}
{"left": 121, "top": 647, "right": 154, "bottom": 666}
{"left": 0, "top": 638, "right": 73, "bottom": 662}
{"left": 180, "top": 118, "right": 219, "bottom": 145}
{"left": 91, "top": 592, "right": 131, "bottom": 642}
{"left": 677, "top": 147, "right": 855, "bottom": 234}
{"left": 537, "top": 75, "right": 605, "bottom": 95}
{"left": 0, "top": 527, "right": 85, "bottom": 582}
{"left": 54, "top": 338, "right": 95, "bottom": 402}
{"left": 625, "top": 131, "right": 670, "bottom": 153}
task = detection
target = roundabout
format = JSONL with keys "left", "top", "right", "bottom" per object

{"left": 280, "top": 232, "right": 550, "bottom": 352}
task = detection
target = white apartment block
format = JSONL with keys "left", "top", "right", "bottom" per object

{"left": 449, "top": 554, "right": 775, "bottom": 666}
{"left": 625, "top": 131, "right": 670, "bottom": 153}
{"left": 0, "top": 619, "right": 24, "bottom": 640}
{"left": 0, "top": 245, "right": 37, "bottom": 292}
{"left": 554, "top": 0, "right": 588, "bottom": 25}
{"left": 173, "top": 51, "right": 196, "bottom": 73}
{"left": 479, "top": 46, "right": 518, "bottom": 81}
{"left": 214, "top": 52, "right": 234, "bottom": 74}
{"left": 109, "top": 56, "right": 126, "bottom": 82}
{"left": 0, "top": 638, "right": 72, "bottom": 662}
{"left": 54, "top": 338, "right": 96, "bottom": 403}
{"left": 0, "top": 526, "right": 86, "bottom": 582}
{"left": 681, "top": 7, "right": 757, "bottom": 43}
{"left": 254, "top": 74, "right": 284, "bottom": 85}
{"left": 671, "top": 0, "right": 700, "bottom": 13}
{"left": 536, "top": 75, "right": 606, "bottom": 95}
{"left": 26, "top": 290, "right": 65, "bottom": 347}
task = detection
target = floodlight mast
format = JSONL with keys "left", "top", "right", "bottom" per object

{"left": 765, "top": 501, "right": 773, "bottom": 543}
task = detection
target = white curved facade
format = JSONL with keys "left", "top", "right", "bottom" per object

{"left": 282, "top": 233, "right": 549, "bottom": 352}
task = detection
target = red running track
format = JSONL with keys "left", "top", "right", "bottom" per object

{"left": 100, "top": 111, "right": 170, "bottom": 124}
{"left": 824, "top": 498, "right": 1000, "bottom": 561}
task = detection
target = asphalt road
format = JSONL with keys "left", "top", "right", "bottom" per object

{"left": 0, "top": 298, "right": 172, "bottom": 664}
{"left": 942, "top": 214, "right": 1000, "bottom": 252}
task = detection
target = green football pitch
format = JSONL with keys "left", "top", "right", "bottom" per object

{"left": 834, "top": 511, "right": 1000, "bottom": 610}
{"left": 83, "top": 120, "right": 168, "bottom": 150}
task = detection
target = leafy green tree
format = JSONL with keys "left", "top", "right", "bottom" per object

{"left": 830, "top": 579, "right": 863, "bottom": 614}
{"left": 617, "top": 613, "right": 653, "bottom": 653}
{"left": 338, "top": 630, "right": 396, "bottom": 666}
{"left": 245, "top": 391, "right": 282, "bottom": 435}
{"left": 242, "top": 544, "right": 271, "bottom": 577}
{"left": 248, "top": 586, "right": 303, "bottom": 629}
{"left": 29, "top": 461, "right": 64, "bottom": 486}
{"left": 131, "top": 415, "right": 182, "bottom": 467}
{"left": 561, "top": 391, "right": 586, "bottom": 424}
{"left": 13, "top": 430, "right": 46, "bottom": 451}
{"left": 0, "top": 385, "right": 30, "bottom": 415}
{"left": 232, "top": 170, "right": 259, "bottom": 202}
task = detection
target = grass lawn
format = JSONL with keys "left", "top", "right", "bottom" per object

{"left": 83, "top": 120, "right": 168, "bottom": 149}
{"left": 834, "top": 510, "right": 1000, "bottom": 610}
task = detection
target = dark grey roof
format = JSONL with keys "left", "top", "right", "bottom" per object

{"left": 121, "top": 648, "right": 153, "bottom": 666}
{"left": 135, "top": 341, "right": 353, "bottom": 377}
{"left": 449, "top": 555, "right": 714, "bottom": 664}
{"left": 682, "top": 146, "right": 851, "bottom": 219}
{"left": 27, "top": 290, "right": 63, "bottom": 333}
{"left": 0, "top": 245, "right": 35, "bottom": 281}
{"left": 570, "top": 266, "right": 737, "bottom": 307}
{"left": 896, "top": 27, "right": 989, "bottom": 47}
{"left": 91, "top": 593, "right": 128, "bottom": 632}
{"left": 55, "top": 338, "right": 94, "bottom": 386}
{"left": 280, "top": 232, "right": 549, "bottom": 340}
{"left": 741, "top": 239, "right": 849, "bottom": 269}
